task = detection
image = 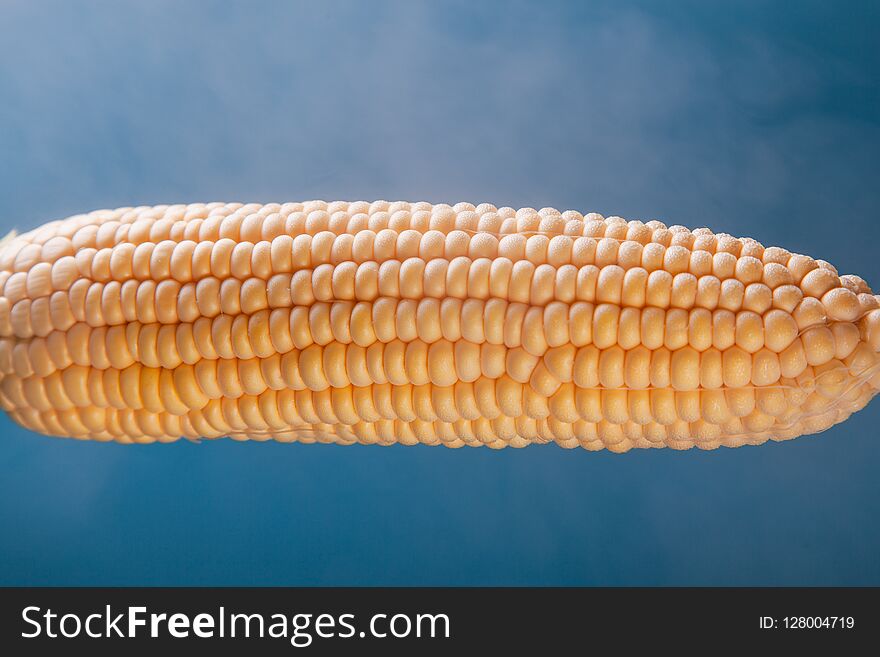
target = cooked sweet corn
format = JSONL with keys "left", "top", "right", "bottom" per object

{"left": 1, "top": 201, "right": 878, "bottom": 451}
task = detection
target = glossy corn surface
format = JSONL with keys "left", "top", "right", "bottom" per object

{"left": 1, "top": 201, "right": 878, "bottom": 451}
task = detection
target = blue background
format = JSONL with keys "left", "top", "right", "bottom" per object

{"left": 1, "top": 0, "right": 878, "bottom": 585}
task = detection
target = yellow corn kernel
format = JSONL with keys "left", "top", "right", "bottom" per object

{"left": 1, "top": 201, "right": 878, "bottom": 452}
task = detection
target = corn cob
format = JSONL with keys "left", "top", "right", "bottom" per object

{"left": 0, "top": 201, "right": 878, "bottom": 452}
